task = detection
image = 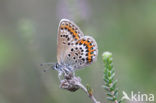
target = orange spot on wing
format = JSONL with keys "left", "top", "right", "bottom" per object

{"left": 77, "top": 39, "right": 96, "bottom": 63}
{"left": 60, "top": 24, "right": 79, "bottom": 40}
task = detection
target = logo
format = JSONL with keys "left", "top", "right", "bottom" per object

{"left": 121, "top": 91, "right": 154, "bottom": 102}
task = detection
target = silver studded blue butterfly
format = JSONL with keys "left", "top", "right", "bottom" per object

{"left": 41, "top": 19, "right": 98, "bottom": 79}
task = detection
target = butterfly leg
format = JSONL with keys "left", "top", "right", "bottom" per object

{"left": 58, "top": 71, "right": 63, "bottom": 80}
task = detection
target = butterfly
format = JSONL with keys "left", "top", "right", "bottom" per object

{"left": 41, "top": 19, "right": 98, "bottom": 79}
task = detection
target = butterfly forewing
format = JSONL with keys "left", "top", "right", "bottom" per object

{"left": 57, "top": 19, "right": 84, "bottom": 64}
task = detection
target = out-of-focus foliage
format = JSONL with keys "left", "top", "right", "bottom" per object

{"left": 0, "top": 0, "right": 156, "bottom": 103}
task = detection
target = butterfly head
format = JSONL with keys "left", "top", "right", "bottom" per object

{"left": 52, "top": 63, "right": 61, "bottom": 71}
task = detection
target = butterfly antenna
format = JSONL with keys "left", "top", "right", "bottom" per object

{"left": 40, "top": 62, "right": 55, "bottom": 72}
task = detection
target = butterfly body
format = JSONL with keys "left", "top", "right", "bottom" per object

{"left": 53, "top": 62, "right": 73, "bottom": 73}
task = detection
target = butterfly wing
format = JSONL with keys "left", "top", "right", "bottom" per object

{"left": 57, "top": 19, "right": 84, "bottom": 64}
{"left": 64, "top": 36, "right": 98, "bottom": 70}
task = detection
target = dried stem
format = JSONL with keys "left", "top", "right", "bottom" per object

{"left": 60, "top": 73, "right": 101, "bottom": 103}
{"left": 77, "top": 82, "right": 101, "bottom": 103}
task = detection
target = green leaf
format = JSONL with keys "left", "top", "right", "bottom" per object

{"left": 106, "top": 97, "right": 114, "bottom": 101}
{"left": 114, "top": 89, "right": 118, "bottom": 97}
{"left": 110, "top": 72, "right": 115, "bottom": 80}
{"left": 86, "top": 84, "right": 93, "bottom": 96}
{"left": 112, "top": 79, "right": 118, "bottom": 89}
{"left": 108, "top": 71, "right": 111, "bottom": 77}
{"left": 102, "top": 85, "right": 110, "bottom": 91}
{"left": 106, "top": 92, "right": 113, "bottom": 97}
{"left": 104, "top": 78, "right": 109, "bottom": 83}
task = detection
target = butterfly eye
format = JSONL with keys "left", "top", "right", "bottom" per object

{"left": 68, "top": 54, "right": 71, "bottom": 57}
{"left": 56, "top": 63, "right": 59, "bottom": 68}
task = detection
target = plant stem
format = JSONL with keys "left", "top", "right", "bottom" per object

{"left": 102, "top": 52, "right": 120, "bottom": 103}
{"left": 77, "top": 82, "right": 101, "bottom": 103}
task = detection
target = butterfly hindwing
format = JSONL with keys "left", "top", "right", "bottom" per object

{"left": 64, "top": 36, "right": 98, "bottom": 70}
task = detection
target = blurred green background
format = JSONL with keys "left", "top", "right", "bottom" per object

{"left": 0, "top": 0, "right": 156, "bottom": 103}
